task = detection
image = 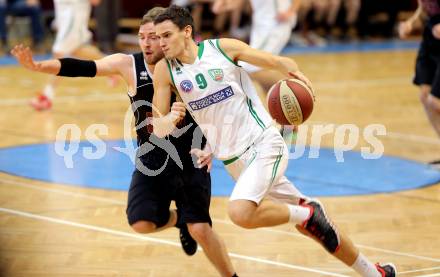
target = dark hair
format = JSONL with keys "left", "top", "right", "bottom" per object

{"left": 154, "top": 5, "right": 194, "bottom": 38}
{"left": 140, "top": 7, "right": 166, "bottom": 25}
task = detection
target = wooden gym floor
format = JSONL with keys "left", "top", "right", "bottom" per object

{"left": 0, "top": 50, "right": 439, "bottom": 276}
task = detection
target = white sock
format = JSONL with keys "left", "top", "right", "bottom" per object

{"left": 43, "top": 84, "right": 54, "bottom": 99}
{"left": 351, "top": 253, "right": 380, "bottom": 277}
{"left": 287, "top": 204, "right": 311, "bottom": 225}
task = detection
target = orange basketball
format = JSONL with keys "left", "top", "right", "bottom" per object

{"left": 267, "top": 78, "right": 315, "bottom": 125}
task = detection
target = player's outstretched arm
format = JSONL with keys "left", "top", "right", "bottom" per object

{"left": 11, "top": 44, "right": 130, "bottom": 78}
{"left": 152, "top": 59, "right": 186, "bottom": 138}
{"left": 217, "top": 38, "right": 312, "bottom": 88}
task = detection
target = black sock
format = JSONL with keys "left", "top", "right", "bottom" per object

{"left": 232, "top": 273, "right": 238, "bottom": 277}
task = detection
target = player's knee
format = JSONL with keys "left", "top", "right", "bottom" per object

{"left": 130, "top": 220, "right": 156, "bottom": 234}
{"left": 228, "top": 205, "right": 255, "bottom": 229}
{"left": 427, "top": 95, "right": 440, "bottom": 113}
{"left": 187, "top": 223, "right": 211, "bottom": 243}
{"left": 419, "top": 86, "right": 431, "bottom": 104}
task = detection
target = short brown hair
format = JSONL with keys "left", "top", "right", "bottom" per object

{"left": 154, "top": 5, "right": 194, "bottom": 38}
{"left": 140, "top": 6, "right": 166, "bottom": 25}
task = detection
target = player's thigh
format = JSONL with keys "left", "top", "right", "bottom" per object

{"left": 267, "top": 175, "right": 306, "bottom": 205}
{"left": 229, "top": 128, "right": 289, "bottom": 204}
{"left": 414, "top": 43, "right": 436, "bottom": 88}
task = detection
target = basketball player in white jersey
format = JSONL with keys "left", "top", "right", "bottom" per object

{"left": 30, "top": 0, "right": 117, "bottom": 111}
{"left": 152, "top": 5, "right": 396, "bottom": 277}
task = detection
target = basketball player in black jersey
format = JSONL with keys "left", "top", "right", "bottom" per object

{"left": 11, "top": 7, "right": 237, "bottom": 277}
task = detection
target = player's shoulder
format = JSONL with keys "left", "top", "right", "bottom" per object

{"left": 155, "top": 58, "right": 169, "bottom": 73}
{"left": 105, "top": 53, "right": 133, "bottom": 66}
{"left": 216, "top": 38, "right": 248, "bottom": 49}
{"left": 153, "top": 59, "right": 172, "bottom": 82}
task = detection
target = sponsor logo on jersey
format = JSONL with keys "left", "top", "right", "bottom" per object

{"left": 188, "top": 86, "right": 234, "bottom": 111}
{"left": 180, "top": 80, "right": 193, "bottom": 93}
{"left": 140, "top": 71, "right": 149, "bottom": 80}
{"left": 208, "top": 69, "right": 224, "bottom": 82}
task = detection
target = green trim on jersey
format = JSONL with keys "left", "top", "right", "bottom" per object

{"left": 208, "top": 39, "right": 216, "bottom": 49}
{"left": 223, "top": 155, "right": 239, "bottom": 166}
{"left": 215, "top": 39, "right": 237, "bottom": 66}
{"left": 246, "top": 98, "right": 266, "bottom": 130}
{"left": 198, "top": 41, "right": 205, "bottom": 59}
{"left": 165, "top": 60, "right": 177, "bottom": 88}
{"left": 222, "top": 143, "right": 253, "bottom": 165}
{"left": 270, "top": 150, "right": 283, "bottom": 184}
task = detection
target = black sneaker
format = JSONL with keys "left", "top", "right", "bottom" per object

{"left": 301, "top": 199, "right": 340, "bottom": 253}
{"left": 178, "top": 223, "right": 198, "bottom": 256}
{"left": 376, "top": 263, "right": 397, "bottom": 277}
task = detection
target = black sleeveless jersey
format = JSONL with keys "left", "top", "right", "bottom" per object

{"left": 128, "top": 52, "right": 204, "bottom": 173}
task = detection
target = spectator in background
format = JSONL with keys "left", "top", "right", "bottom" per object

{"left": 94, "top": 0, "right": 120, "bottom": 53}
{"left": 0, "top": 0, "right": 44, "bottom": 53}
{"left": 290, "top": 0, "right": 328, "bottom": 46}
{"left": 325, "top": 0, "right": 360, "bottom": 41}
{"left": 357, "top": 0, "right": 400, "bottom": 39}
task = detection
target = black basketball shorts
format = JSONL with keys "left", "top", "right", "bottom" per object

{"left": 413, "top": 38, "right": 440, "bottom": 99}
{"left": 126, "top": 166, "right": 212, "bottom": 228}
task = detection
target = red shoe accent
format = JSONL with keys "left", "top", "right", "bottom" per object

{"left": 300, "top": 203, "right": 314, "bottom": 228}
{"left": 376, "top": 263, "right": 386, "bottom": 277}
{"left": 30, "top": 94, "right": 52, "bottom": 111}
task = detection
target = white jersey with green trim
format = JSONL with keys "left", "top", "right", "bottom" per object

{"left": 166, "top": 39, "right": 274, "bottom": 160}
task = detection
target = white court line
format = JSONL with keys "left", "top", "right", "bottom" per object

{"left": 0, "top": 207, "right": 348, "bottom": 277}
{"left": 354, "top": 245, "right": 440, "bottom": 263}
{"left": 400, "top": 266, "right": 440, "bottom": 275}
{"left": 416, "top": 273, "right": 440, "bottom": 277}
{"left": 2, "top": 179, "right": 440, "bottom": 263}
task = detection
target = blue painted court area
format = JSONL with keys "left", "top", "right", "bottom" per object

{"left": 0, "top": 140, "right": 439, "bottom": 197}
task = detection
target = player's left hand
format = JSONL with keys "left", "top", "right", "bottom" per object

{"left": 190, "top": 148, "right": 213, "bottom": 172}
{"left": 433, "top": 24, "right": 440, "bottom": 40}
{"left": 10, "top": 44, "right": 42, "bottom": 72}
{"left": 289, "top": 71, "right": 314, "bottom": 94}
